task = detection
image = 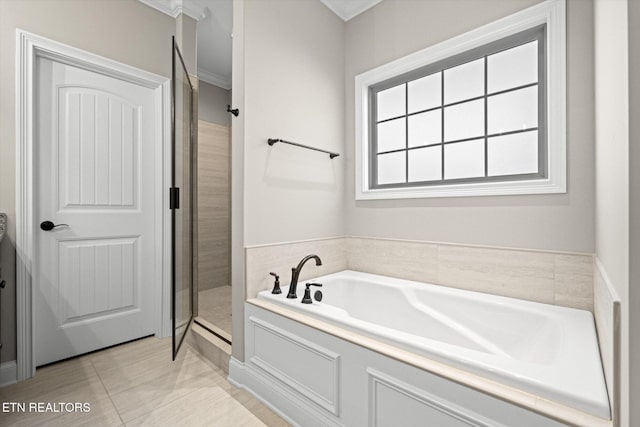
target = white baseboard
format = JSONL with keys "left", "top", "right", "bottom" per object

{"left": 0, "top": 361, "right": 17, "bottom": 387}
{"left": 228, "top": 358, "right": 343, "bottom": 427}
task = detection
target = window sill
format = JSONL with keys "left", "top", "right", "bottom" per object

{"left": 356, "top": 177, "right": 566, "bottom": 200}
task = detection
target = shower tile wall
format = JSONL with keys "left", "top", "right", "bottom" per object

{"left": 198, "top": 120, "right": 231, "bottom": 291}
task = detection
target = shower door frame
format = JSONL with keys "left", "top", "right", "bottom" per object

{"left": 15, "top": 30, "right": 173, "bottom": 381}
{"left": 171, "top": 37, "right": 196, "bottom": 360}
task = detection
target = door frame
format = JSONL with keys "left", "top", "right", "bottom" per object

{"left": 15, "top": 30, "right": 172, "bottom": 380}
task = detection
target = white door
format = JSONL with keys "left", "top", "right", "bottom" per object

{"left": 35, "top": 57, "right": 159, "bottom": 366}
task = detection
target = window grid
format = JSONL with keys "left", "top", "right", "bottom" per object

{"left": 370, "top": 27, "right": 545, "bottom": 189}
{"left": 405, "top": 81, "right": 409, "bottom": 183}
{"left": 376, "top": 81, "right": 539, "bottom": 126}
{"left": 376, "top": 126, "right": 539, "bottom": 156}
{"left": 440, "top": 70, "right": 444, "bottom": 181}
{"left": 374, "top": 79, "right": 540, "bottom": 183}
{"left": 483, "top": 56, "right": 488, "bottom": 177}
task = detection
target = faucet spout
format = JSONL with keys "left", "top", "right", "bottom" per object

{"left": 287, "top": 254, "right": 322, "bottom": 299}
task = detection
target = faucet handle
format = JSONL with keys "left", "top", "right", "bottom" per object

{"left": 269, "top": 272, "right": 281, "bottom": 294}
{"left": 301, "top": 283, "right": 322, "bottom": 304}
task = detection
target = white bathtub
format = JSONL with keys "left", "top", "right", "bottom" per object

{"left": 257, "top": 270, "right": 610, "bottom": 420}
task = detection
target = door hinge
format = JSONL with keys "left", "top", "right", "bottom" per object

{"left": 169, "top": 187, "right": 180, "bottom": 209}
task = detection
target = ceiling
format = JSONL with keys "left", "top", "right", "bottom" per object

{"left": 138, "top": 0, "right": 383, "bottom": 91}
{"left": 319, "top": 0, "right": 383, "bottom": 21}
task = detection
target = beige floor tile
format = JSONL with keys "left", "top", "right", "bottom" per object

{"left": 96, "top": 345, "right": 210, "bottom": 396}
{"left": 0, "top": 357, "right": 99, "bottom": 403}
{"left": 124, "top": 385, "right": 267, "bottom": 427}
{"left": 89, "top": 336, "right": 169, "bottom": 373}
{"left": 1, "top": 336, "right": 288, "bottom": 427}
{"left": 230, "top": 388, "right": 290, "bottom": 427}
{"left": 109, "top": 361, "right": 220, "bottom": 422}
{"left": 1, "top": 371, "right": 122, "bottom": 427}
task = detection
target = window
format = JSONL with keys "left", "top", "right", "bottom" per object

{"left": 355, "top": 0, "right": 566, "bottom": 199}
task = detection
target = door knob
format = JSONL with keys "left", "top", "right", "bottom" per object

{"left": 40, "top": 221, "right": 68, "bottom": 231}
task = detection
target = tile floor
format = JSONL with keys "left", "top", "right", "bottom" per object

{"left": 198, "top": 286, "right": 232, "bottom": 336}
{"left": 0, "top": 337, "right": 289, "bottom": 426}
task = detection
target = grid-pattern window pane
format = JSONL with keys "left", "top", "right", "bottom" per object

{"left": 408, "top": 146, "right": 441, "bottom": 182}
{"left": 488, "top": 131, "right": 539, "bottom": 177}
{"left": 408, "top": 73, "right": 441, "bottom": 113}
{"left": 444, "top": 140, "right": 485, "bottom": 180}
{"left": 444, "top": 58, "right": 484, "bottom": 104}
{"left": 370, "top": 26, "right": 545, "bottom": 189}
{"left": 377, "top": 84, "right": 405, "bottom": 121}
{"left": 488, "top": 41, "right": 538, "bottom": 93}
{"left": 408, "top": 110, "right": 441, "bottom": 147}
{"left": 444, "top": 99, "right": 484, "bottom": 142}
{"left": 377, "top": 152, "right": 406, "bottom": 184}
{"left": 487, "top": 85, "right": 538, "bottom": 134}
{"left": 377, "top": 118, "right": 406, "bottom": 152}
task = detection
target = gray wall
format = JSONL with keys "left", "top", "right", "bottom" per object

{"left": 198, "top": 80, "right": 231, "bottom": 126}
{"left": 176, "top": 13, "right": 197, "bottom": 73}
{"left": 231, "top": 0, "right": 345, "bottom": 360}
{"left": 0, "top": 0, "right": 176, "bottom": 364}
{"left": 629, "top": 0, "right": 640, "bottom": 423}
{"left": 344, "top": 0, "right": 596, "bottom": 253}
{"left": 594, "top": 0, "right": 633, "bottom": 425}
{"left": 243, "top": 0, "right": 345, "bottom": 246}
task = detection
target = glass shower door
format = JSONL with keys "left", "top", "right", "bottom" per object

{"left": 171, "top": 37, "right": 195, "bottom": 360}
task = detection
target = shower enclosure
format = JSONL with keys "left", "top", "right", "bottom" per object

{"left": 171, "top": 37, "right": 196, "bottom": 359}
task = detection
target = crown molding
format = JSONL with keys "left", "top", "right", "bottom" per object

{"left": 197, "top": 67, "right": 232, "bottom": 90}
{"left": 319, "top": 0, "right": 383, "bottom": 21}
{"left": 138, "top": 0, "right": 207, "bottom": 21}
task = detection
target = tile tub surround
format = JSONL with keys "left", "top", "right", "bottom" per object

{"left": 348, "top": 237, "right": 594, "bottom": 311}
{"left": 594, "top": 259, "right": 621, "bottom": 426}
{"left": 245, "top": 237, "right": 347, "bottom": 299}
{"left": 246, "top": 236, "right": 594, "bottom": 311}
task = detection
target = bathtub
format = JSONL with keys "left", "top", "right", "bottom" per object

{"left": 257, "top": 270, "right": 610, "bottom": 420}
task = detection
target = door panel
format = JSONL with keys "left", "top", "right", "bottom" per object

{"left": 58, "top": 237, "right": 137, "bottom": 323}
{"left": 35, "top": 57, "right": 157, "bottom": 366}
{"left": 58, "top": 88, "right": 139, "bottom": 209}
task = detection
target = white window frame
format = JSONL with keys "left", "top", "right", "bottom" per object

{"left": 355, "top": 0, "right": 566, "bottom": 200}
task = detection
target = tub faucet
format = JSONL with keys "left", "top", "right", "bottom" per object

{"left": 287, "top": 254, "right": 322, "bottom": 299}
